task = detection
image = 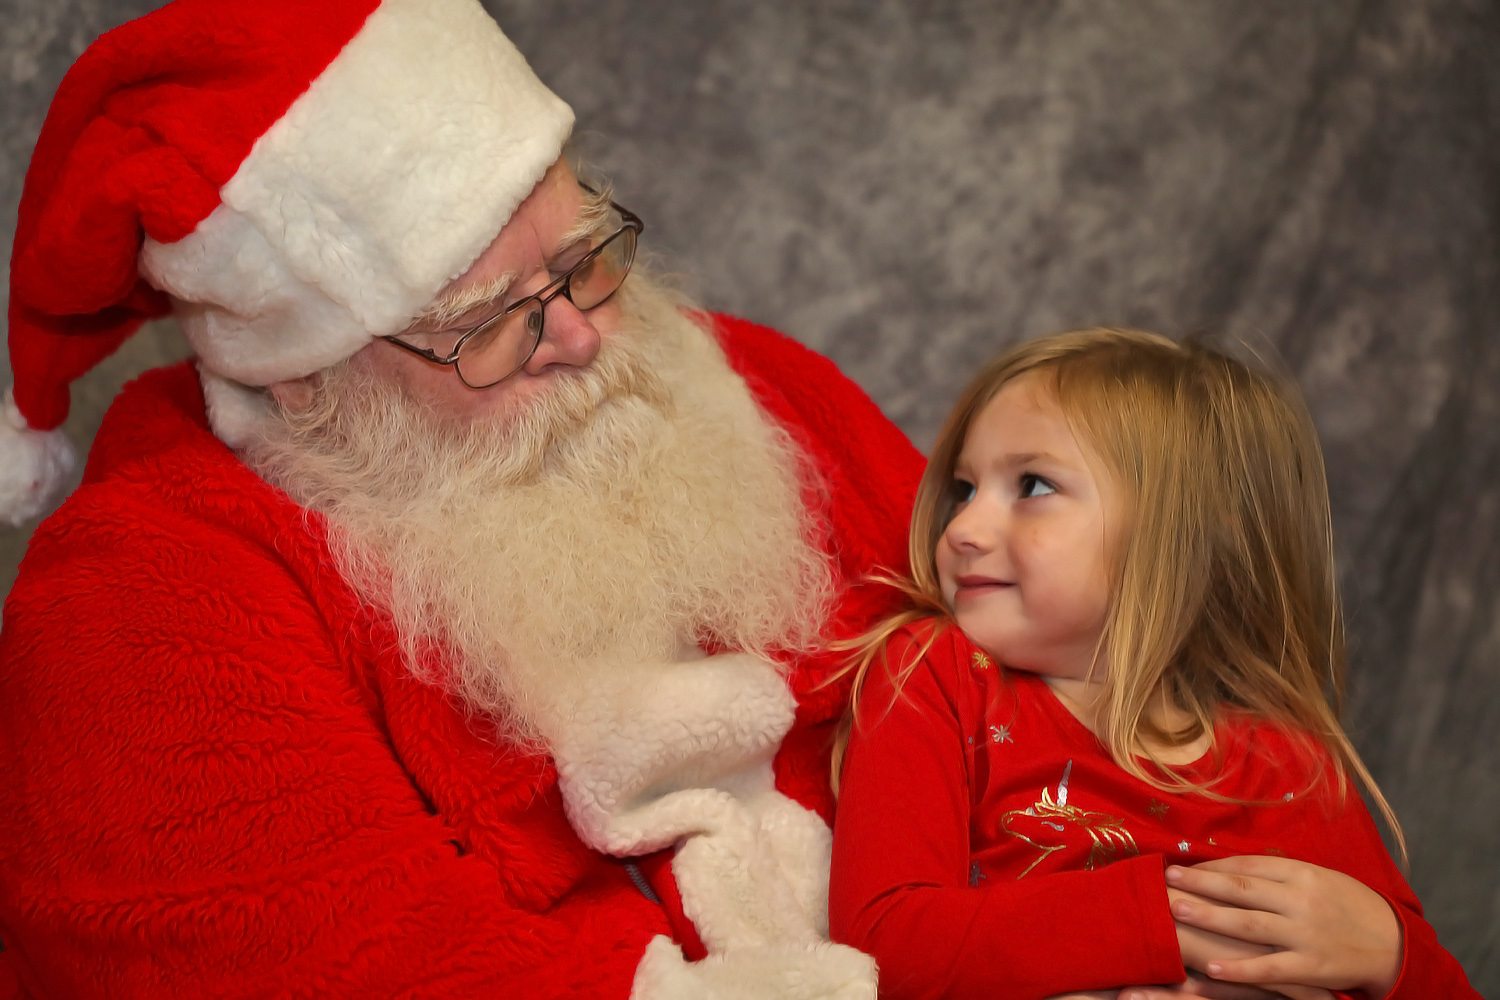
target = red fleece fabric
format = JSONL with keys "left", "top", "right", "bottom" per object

{"left": 830, "top": 623, "right": 1482, "bottom": 1000}
{"left": 8, "top": 0, "right": 380, "bottom": 429}
{"left": 0, "top": 315, "right": 923, "bottom": 998}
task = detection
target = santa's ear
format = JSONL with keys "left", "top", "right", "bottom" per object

{"left": 268, "top": 377, "right": 316, "bottom": 414}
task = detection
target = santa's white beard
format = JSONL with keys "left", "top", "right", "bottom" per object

{"left": 245, "top": 276, "right": 834, "bottom": 742}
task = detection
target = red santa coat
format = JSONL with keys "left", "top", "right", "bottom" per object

{"left": 0, "top": 315, "right": 924, "bottom": 998}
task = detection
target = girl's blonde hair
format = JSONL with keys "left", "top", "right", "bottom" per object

{"left": 834, "top": 327, "right": 1403, "bottom": 859}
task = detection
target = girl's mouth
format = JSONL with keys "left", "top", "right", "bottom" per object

{"left": 953, "top": 575, "right": 1014, "bottom": 599}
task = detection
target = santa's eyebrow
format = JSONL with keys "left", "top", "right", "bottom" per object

{"left": 408, "top": 186, "right": 614, "bottom": 334}
{"left": 558, "top": 185, "right": 612, "bottom": 246}
{"left": 410, "top": 271, "right": 517, "bottom": 333}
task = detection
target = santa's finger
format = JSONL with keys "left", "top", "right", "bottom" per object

{"left": 1169, "top": 895, "right": 1293, "bottom": 947}
{"left": 1259, "top": 985, "right": 1336, "bottom": 1000}
{"left": 1175, "top": 973, "right": 1285, "bottom": 999}
{"left": 1120, "top": 986, "right": 1276, "bottom": 1000}
{"left": 1167, "top": 865, "right": 1293, "bottom": 912}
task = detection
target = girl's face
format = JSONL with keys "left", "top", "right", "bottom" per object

{"left": 936, "top": 373, "right": 1120, "bottom": 684}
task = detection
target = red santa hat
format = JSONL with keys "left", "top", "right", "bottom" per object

{"left": 3, "top": 0, "right": 574, "bottom": 525}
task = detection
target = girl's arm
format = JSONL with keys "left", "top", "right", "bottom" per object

{"left": 1157, "top": 789, "right": 1481, "bottom": 999}
{"left": 1161, "top": 855, "right": 1481, "bottom": 999}
{"left": 1164, "top": 857, "right": 1400, "bottom": 997}
{"left": 829, "top": 637, "right": 1186, "bottom": 1000}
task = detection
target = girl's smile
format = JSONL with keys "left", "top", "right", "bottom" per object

{"left": 950, "top": 573, "right": 1015, "bottom": 599}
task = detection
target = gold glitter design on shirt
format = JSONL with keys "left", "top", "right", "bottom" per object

{"left": 971, "top": 651, "right": 993, "bottom": 670}
{"left": 1000, "top": 761, "right": 1139, "bottom": 878}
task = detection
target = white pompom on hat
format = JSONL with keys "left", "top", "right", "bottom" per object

{"left": 0, "top": 389, "right": 75, "bottom": 528}
{"left": 4, "top": 0, "right": 574, "bottom": 524}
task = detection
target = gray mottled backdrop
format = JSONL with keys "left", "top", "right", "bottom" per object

{"left": 4, "top": 0, "right": 1497, "bottom": 991}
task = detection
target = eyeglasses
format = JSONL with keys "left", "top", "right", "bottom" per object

{"left": 382, "top": 196, "right": 643, "bottom": 389}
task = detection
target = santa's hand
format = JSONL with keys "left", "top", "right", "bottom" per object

{"left": 1165, "top": 856, "right": 1400, "bottom": 999}
{"left": 631, "top": 934, "right": 876, "bottom": 1000}
{"left": 1117, "top": 968, "right": 1331, "bottom": 999}
{"left": 1053, "top": 972, "right": 1303, "bottom": 1000}
{"left": 1046, "top": 969, "right": 1309, "bottom": 1000}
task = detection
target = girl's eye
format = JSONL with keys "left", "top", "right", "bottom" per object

{"left": 951, "top": 479, "right": 976, "bottom": 504}
{"left": 1019, "top": 474, "right": 1056, "bottom": 499}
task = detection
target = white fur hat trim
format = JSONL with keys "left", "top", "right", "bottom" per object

{"left": 138, "top": 0, "right": 573, "bottom": 440}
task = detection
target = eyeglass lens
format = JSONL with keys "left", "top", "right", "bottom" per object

{"left": 455, "top": 226, "right": 637, "bottom": 389}
{"left": 568, "top": 227, "right": 636, "bottom": 310}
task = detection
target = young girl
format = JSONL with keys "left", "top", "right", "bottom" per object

{"left": 828, "top": 329, "right": 1480, "bottom": 1000}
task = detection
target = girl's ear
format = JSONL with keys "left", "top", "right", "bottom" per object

{"left": 268, "top": 377, "right": 315, "bottom": 414}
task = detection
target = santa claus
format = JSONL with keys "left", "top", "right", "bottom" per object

{"left": 0, "top": 0, "right": 922, "bottom": 996}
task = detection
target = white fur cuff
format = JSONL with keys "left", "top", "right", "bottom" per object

{"left": 631, "top": 935, "right": 877, "bottom": 1000}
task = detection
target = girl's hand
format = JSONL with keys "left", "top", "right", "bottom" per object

{"left": 1165, "top": 856, "right": 1402, "bottom": 998}
{"left": 1168, "top": 884, "right": 1279, "bottom": 973}
{"left": 1161, "top": 887, "right": 1310, "bottom": 998}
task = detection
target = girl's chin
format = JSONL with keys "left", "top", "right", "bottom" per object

{"left": 948, "top": 628, "right": 1097, "bottom": 684}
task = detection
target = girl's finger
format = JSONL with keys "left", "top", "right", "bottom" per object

{"left": 1170, "top": 896, "right": 1292, "bottom": 947}
{"left": 1190, "top": 854, "right": 1300, "bottom": 882}
{"left": 1167, "top": 866, "right": 1290, "bottom": 913}
{"left": 1203, "top": 952, "right": 1309, "bottom": 986}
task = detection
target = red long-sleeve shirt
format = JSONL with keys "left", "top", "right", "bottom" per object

{"left": 829, "top": 621, "right": 1479, "bottom": 1000}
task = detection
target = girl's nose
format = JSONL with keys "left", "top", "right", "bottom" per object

{"left": 944, "top": 496, "right": 1002, "bottom": 552}
{"left": 522, "top": 293, "right": 603, "bottom": 373}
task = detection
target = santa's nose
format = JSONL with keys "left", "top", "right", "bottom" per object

{"left": 523, "top": 294, "right": 602, "bottom": 373}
